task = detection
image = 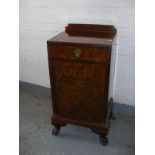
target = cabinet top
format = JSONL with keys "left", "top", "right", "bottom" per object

{"left": 47, "top": 24, "right": 117, "bottom": 47}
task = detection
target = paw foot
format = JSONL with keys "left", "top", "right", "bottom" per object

{"left": 99, "top": 135, "right": 108, "bottom": 145}
{"left": 52, "top": 127, "right": 60, "bottom": 136}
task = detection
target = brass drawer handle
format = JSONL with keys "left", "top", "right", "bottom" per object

{"left": 74, "top": 48, "right": 82, "bottom": 58}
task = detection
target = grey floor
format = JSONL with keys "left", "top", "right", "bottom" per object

{"left": 19, "top": 89, "right": 135, "bottom": 155}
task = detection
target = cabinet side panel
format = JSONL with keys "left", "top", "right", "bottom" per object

{"left": 47, "top": 43, "right": 57, "bottom": 115}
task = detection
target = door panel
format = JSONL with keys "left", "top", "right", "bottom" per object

{"left": 52, "top": 60, "right": 108, "bottom": 123}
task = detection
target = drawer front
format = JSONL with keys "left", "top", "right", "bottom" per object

{"left": 49, "top": 44, "right": 111, "bottom": 63}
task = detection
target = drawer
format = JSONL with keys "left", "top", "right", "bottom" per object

{"left": 49, "top": 44, "right": 111, "bottom": 63}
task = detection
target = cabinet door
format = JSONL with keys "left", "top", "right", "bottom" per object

{"left": 51, "top": 60, "right": 109, "bottom": 123}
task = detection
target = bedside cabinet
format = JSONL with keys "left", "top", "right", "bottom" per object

{"left": 47, "top": 24, "right": 116, "bottom": 145}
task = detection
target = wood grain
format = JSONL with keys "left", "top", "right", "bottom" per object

{"left": 48, "top": 44, "right": 111, "bottom": 63}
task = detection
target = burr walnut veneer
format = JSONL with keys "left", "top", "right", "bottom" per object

{"left": 47, "top": 24, "right": 116, "bottom": 145}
